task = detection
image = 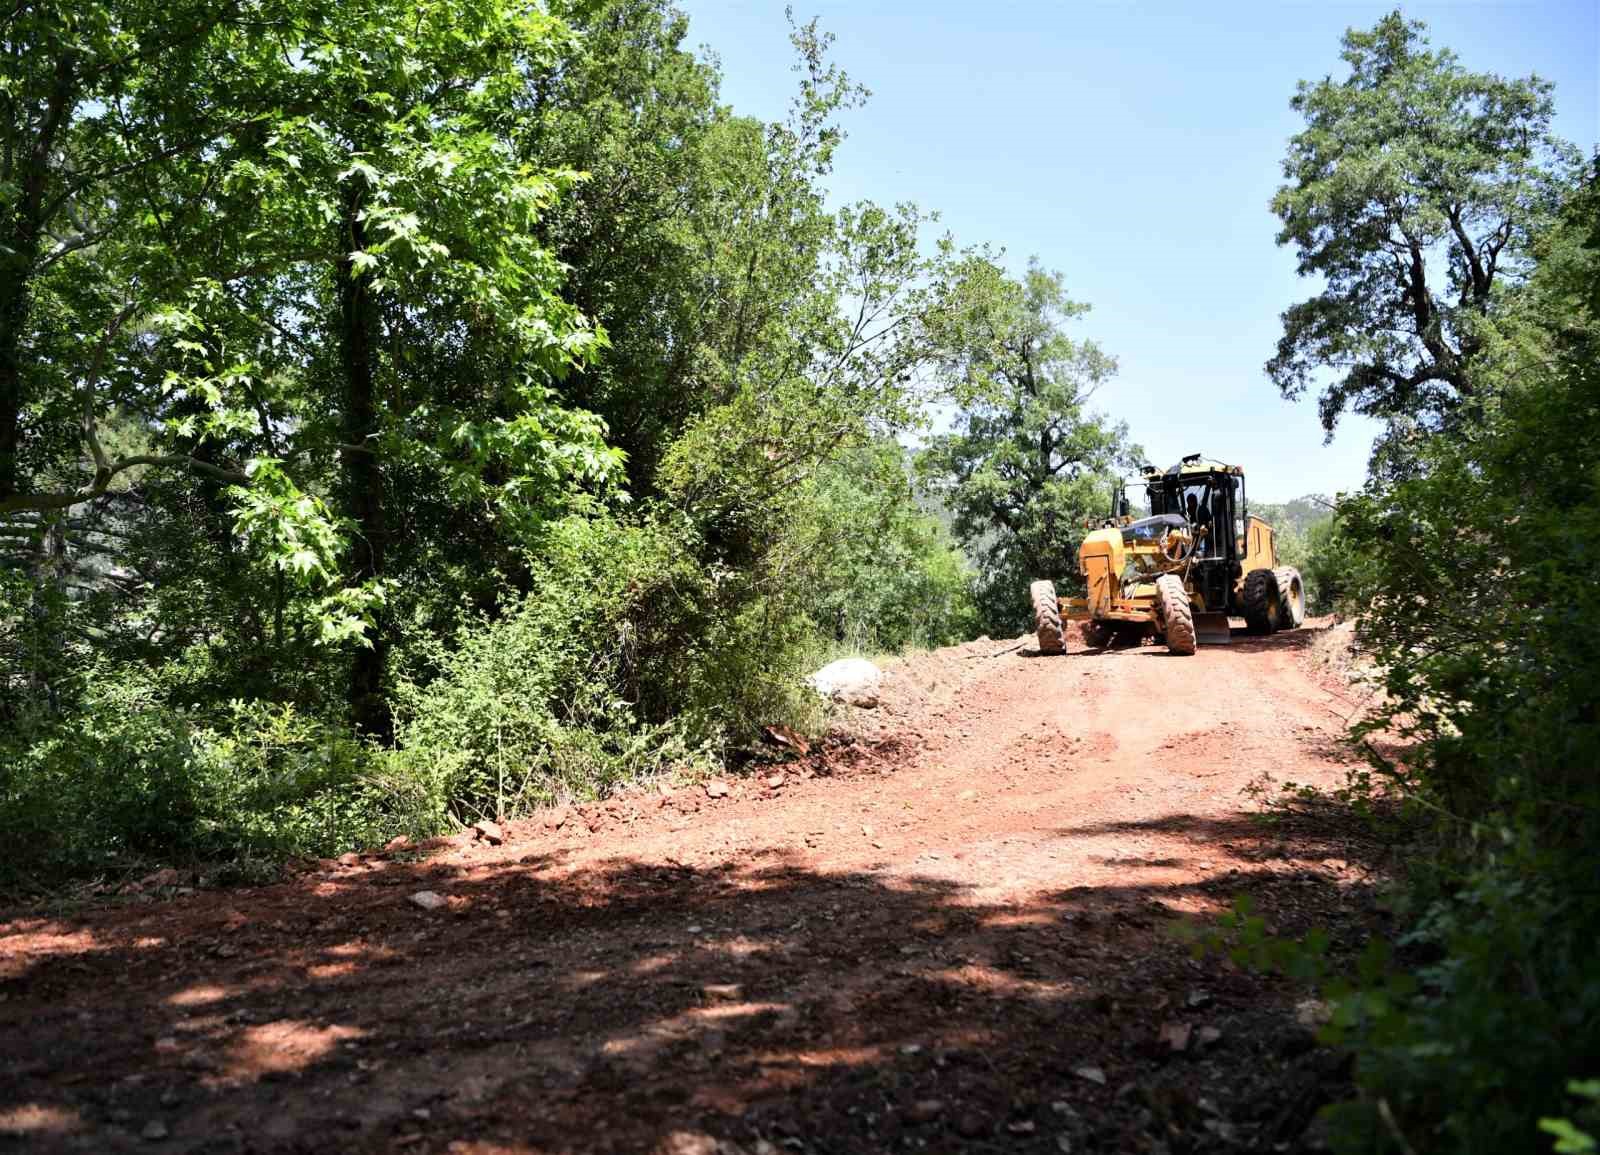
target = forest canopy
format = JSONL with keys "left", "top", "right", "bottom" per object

{"left": 0, "top": 0, "right": 1129, "bottom": 875}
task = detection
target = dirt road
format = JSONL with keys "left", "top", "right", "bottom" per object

{"left": 1, "top": 624, "right": 1381, "bottom": 1154}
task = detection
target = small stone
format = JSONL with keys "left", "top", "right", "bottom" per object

{"left": 1186, "top": 989, "right": 1213, "bottom": 1008}
{"left": 656, "top": 1133, "right": 719, "bottom": 1155}
{"left": 703, "top": 984, "right": 743, "bottom": 1000}
{"left": 337, "top": 852, "right": 360, "bottom": 867}
{"left": 704, "top": 780, "right": 730, "bottom": 798}
{"left": 1072, "top": 1065, "right": 1106, "bottom": 1086}
{"left": 904, "top": 1100, "right": 943, "bottom": 1124}
{"left": 1007, "top": 1120, "right": 1037, "bottom": 1134}
{"left": 471, "top": 820, "right": 504, "bottom": 846}
{"left": 384, "top": 835, "right": 411, "bottom": 852}
{"left": 545, "top": 807, "right": 570, "bottom": 830}
{"left": 765, "top": 773, "right": 786, "bottom": 789}
{"left": 141, "top": 1119, "right": 169, "bottom": 1141}
{"left": 1158, "top": 1022, "right": 1192, "bottom": 1053}
{"left": 1203, "top": 1118, "right": 1239, "bottom": 1142}
{"left": 687, "top": 925, "right": 703, "bottom": 934}
{"left": 409, "top": 891, "right": 447, "bottom": 911}
{"left": 1056, "top": 1137, "right": 1073, "bottom": 1153}
{"left": 411, "top": 1108, "right": 431, "bottom": 1121}
{"left": 898, "top": 1043, "right": 922, "bottom": 1055}
{"left": 1295, "top": 998, "right": 1331, "bottom": 1028}
{"left": 1196, "top": 1026, "right": 1223, "bottom": 1049}
{"left": 955, "top": 1111, "right": 987, "bottom": 1139}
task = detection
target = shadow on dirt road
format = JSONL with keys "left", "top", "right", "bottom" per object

{"left": 1, "top": 800, "right": 1385, "bottom": 1155}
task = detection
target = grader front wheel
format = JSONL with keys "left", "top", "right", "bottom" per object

{"left": 1030, "top": 580, "right": 1065, "bottom": 654}
{"left": 1155, "top": 574, "right": 1197, "bottom": 655}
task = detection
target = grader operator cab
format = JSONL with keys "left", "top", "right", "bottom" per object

{"left": 1029, "top": 454, "right": 1305, "bottom": 656}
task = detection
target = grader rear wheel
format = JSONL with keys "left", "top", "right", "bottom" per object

{"left": 1155, "top": 574, "right": 1197, "bottom": 655}
{"left": 1029, "top": 580, "right": 1065, "bottom": 654}
{"left": 1273, "top": 566, "right": 1306, "bottom": 629}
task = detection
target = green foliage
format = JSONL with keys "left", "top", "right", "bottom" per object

{"left": 1258, "top": 23, "right": 1600, "bottom": 1147}
{"left": 0, "top": 663, "right": 394, "bottom": 876}
{"left": 1309, "top": 170, "right": 1600, "bottom": 1144}
{"left": 0, "top": 1, "right": 991, "bottom": 885}
{"left": 1541, "top": 1083, "right": 1600, "bottom": 1154}
{"left": 1268, "top": 9, "right": 1576, "bottom": 465}
{"left": 783, "top": 444, "right": 978, "bottom": 652}
{"left": 388, "top": 513, "right": 711, "bottom": 824}
{"left": 918, "top": 258, "right": 1138, "bottom": 633}
{"left": 1298, "top": 513, "right": 1379, "bottom": 615}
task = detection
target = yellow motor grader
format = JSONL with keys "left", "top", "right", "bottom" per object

{"left": 1029, "top": 454, "right": 1305, "bottom": 656}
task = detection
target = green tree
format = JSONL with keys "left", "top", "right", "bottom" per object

{"left": 0, "top": 0, "right": 296, "bottom": 508}
{"left": 1, "top": 0, "right": 623, "bottom": 733}
{"left": 919, "top": 257, "right": 1136, "bottom": 631}
{"left": 784, "top": 442, "right": 976, "bottom": 652}
{"left": 1268, "top": 10, "right": 1574, "bottom": 462}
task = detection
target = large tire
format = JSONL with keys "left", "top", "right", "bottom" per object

{"left": 1155, "top": 574, "right": 1197, "bottom": 655}
{"left": 1273, "top": 566, "right": 1306, "bottom": 629}
{"left": 1243, "top": 567, "right": 1281, "bottom": 635}
{"left": 1030, "top": 580, "right": 1064, "bottom": 654}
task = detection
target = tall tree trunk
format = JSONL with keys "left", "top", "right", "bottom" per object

{"left": 339, "top": 179, "right": 390, "bottom": 739}
{"left": 0, "top": 265, "right": 32, "bottom": 501}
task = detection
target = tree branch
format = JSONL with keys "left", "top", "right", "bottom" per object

{"left": 0, "top": 454, "right": 249, "bottom": 514}
{"left": 1446, "top": 204, "right": 1491, "bottom": 303}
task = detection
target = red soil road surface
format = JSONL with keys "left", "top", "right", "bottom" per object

{"left": 1, "top": 623, "right": 1379, "bottom": 1154}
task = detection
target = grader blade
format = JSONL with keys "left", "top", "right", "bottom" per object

{"left": 1194, "top": 612, "right": 1231, "bottom": 645}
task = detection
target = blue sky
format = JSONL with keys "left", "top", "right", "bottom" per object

{"left": 677, "top": 0, "right": 1599, "bottom": 502}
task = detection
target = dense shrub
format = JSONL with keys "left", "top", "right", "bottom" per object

{"left": 1298, "top": 515, "right": 1376, "bottom": 616}
{"left": 1263, "top": 159, "right": 1600, "bottom": 1154}
{"left": 387, "top": 512, "right": 719, "bottom": 825}
{"left": 0, "top": 667, "right": 391, "bottom": 877}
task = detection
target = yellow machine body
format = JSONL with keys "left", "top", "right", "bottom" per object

{"left": 1037, "top": 455, "right": 1302, "bottom": 652}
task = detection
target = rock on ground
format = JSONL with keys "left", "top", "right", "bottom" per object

{"left": 808, "top": 657, "right": 882, "bottom": 708}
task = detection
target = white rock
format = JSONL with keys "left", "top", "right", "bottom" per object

{"left": 409, "top": 891, "right": 447, "bottom": 911}
{"left": 807, "top": 657, "right": 882, "bottom": 708}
